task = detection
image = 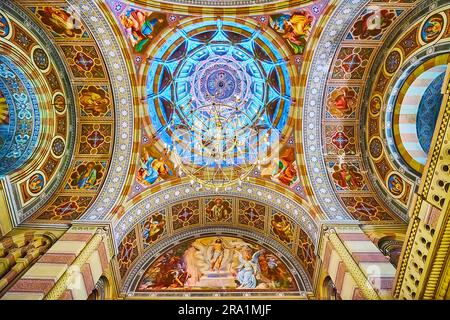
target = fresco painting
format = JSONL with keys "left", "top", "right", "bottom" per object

{"left": 137, "top": 236, "right": 298, "bottom": 292}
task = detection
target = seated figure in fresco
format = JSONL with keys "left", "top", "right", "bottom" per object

{"left": 206, "top": 198, "right": 230, "bottom": 221}
{"left": 137, "top": 149, "right": 173, "bottom": 186}
{"left": 236, "top": 248, "right": 264, "bottom": 289}
{"left": 168, "top": 262, "right": 189, "bottom": 288}
{"left": 77, "top": 162, "right": 97, "bottom": 189}
{"left": 79, "top": 88, "right": 109, "bottom": 116}
{"left": 421, "top": 14, "right": 444, "bottom": 42}
{"left": 262, "top": 147, "right": 298, "bottom": 186}
{"left": 40, "top": 7, "right": 82, "bottom": 37}
{"left": 332, "top": 163, "right": 364, "bottom": 190}
{"left": 270, "top": 12, "right": 313, "bottom": 54}
{"left": 271, "top": 214, "right": 294, "bottom": 243}
{"left": 139, "top": 253, "right": 189, "bottom": 289}
{"left": 120, "top": 9, "right": 163, "bottom": 52}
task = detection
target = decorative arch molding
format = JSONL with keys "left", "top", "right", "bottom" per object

{"left": 121, "top": 226, "right": 313, "bottom": 297}
{"left": 114, "top": 179, "right": 319, "bottom": 246}
{"left": 300, "top": 0, "right": 369, "bottom": 220}
{"left": 63, "top": 0, "right": 135, "bottom": 221}
{"left": 360, "top": 1, "right": 450, "bottom": 221}
{"left": 120, "top": 0, "right": 315, "bottom": 16}
{"left": 302, "top": 0, "right": 440, "bottom": 223}
{"left": 0, "top": 1, "right": 76, "bottom": 223}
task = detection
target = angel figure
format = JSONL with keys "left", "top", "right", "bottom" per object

{"left": 137, "top": 148, "right": 173, "bottom": 186}
{"left": 236, "top": 248, "right": 265, "bottom": 289}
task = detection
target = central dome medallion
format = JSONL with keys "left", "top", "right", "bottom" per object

{"left": 199, "top": 58, "right": 241, "bottom": 102}
{"left": 146, "top": 19, "right": 291, "bottom": 188}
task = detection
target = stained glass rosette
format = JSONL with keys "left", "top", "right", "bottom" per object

{"left": 146, "top": 19, "right": 291, "bottom": 188}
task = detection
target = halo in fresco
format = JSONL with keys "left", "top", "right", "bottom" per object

{"left": 0, "top": 56, "right": 41, "bottom": 176}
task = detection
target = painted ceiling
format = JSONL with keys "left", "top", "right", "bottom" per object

{"left": 0, "top": 0, "right": 449, "bottom": 297}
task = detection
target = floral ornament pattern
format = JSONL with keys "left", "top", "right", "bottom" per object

{"left": 384, "top": 50, "right": 402, "bottom": 74}
{"left": 0, "top": 13, "right": 10, "bottom": 38}
{"left": 78, "top": 85, "right": 111, "bottom": 117}
{"left": 60, "top": 45, "right": 105, "bottom": 78}
{"left": 205, "top": 198, "right": 233, "bottom": 223}
{"left": 420, "top": 12, "right": 446, "bottom": 44}
{"left": 369, "top": 137, "right": 383, "bottom": 159}
{"left": 34, "top": 195, "right": 93, "bottom": 221}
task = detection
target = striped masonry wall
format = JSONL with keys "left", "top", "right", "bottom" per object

{"left": 336, "top": 227, "right": 396, "bottom": 299}
{"left": 394, "top": 55, "right": 449, "bottom": 172}
{"left": 321, "top": 226, "right": 396, "bottom": 299}
{"left": 1, "top": 227, "right": 112, "bottom": 300}
{"left": 0, "top": 231, "right": 53, "bottom": 293}
{"left": 322, "top": 240, "right": 360, "bottom": 300}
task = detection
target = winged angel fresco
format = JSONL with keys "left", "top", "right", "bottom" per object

{"left": 236, "top": 248, "right": 264, "bottom": 289}
{"left": 137, "top": 236, "right": 295, "bottom": 291}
